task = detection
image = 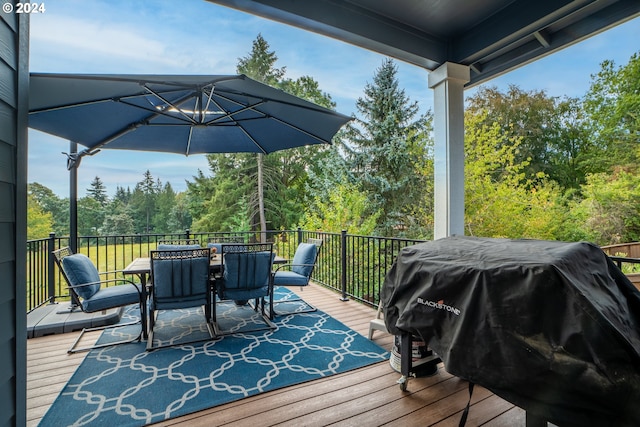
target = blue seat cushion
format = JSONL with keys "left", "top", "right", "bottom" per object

{"left": 273, "top": 270, "right": 309, "bottom": 286}
{"left": 151, "top": 255, "right": 210, "bottom": 310}
{"left": 291, "top": 243, "right": 317, "bottom": 277}
{"left": 61, "top": 254, "right": 101, "bottom": 300}
{"left": 82, "top": 283, "right": 142, "bottom": 312}
{"left": 157, "top": 244, "right": 201, "bottom": 250}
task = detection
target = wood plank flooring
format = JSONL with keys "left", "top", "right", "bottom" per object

{"left": 27, "top": 284, "right": 528, "bottom": 426}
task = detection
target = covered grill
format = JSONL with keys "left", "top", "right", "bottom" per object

{"left": 381, "top": 236, "right": 640, "bottom": 427}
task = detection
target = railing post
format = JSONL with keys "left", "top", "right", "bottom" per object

{"left": 297, "top": 227, "right": 303, "bottom": 246}
{"left": 47, "top": 232, "right": 56, "bottom": 304}
{"left": 340, "top": 230, "right": 348, "bottom": 301}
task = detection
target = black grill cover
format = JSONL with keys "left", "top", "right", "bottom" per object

{"left": 381, "top": 236, "right": 640, "bottom": 427}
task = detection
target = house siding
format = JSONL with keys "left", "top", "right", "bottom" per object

{"left": 0, "top": 2, "right": 28, "bottom": 426}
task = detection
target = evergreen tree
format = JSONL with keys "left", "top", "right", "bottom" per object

{"left": 344, "top": 58, "right": 433, "bottom": 236}
{"left": 236, "top": 33, "right": 286, "bottom": 85}
{"left": 237, "top": 34, "right": 287, "bottom": 240}
{"left": 189, "top": 34, "right": 337, "bottom": 235}
{"left": 102, "top": 200, "right": 135, "bottom": 235}
{"left": 153, "top": 182, "right": 177, "bottom": 233}
{"left": 113, "top": 185, "right": 132, "bottom": 205}
{"left": 77, "top": 197, "right": 104, "bottom": 235}
{"left": 130, "top": 170, "right": 160, "bottom": 233}
{"left": 168, "top": 192, "right": 192, "bottom": 233}
{"left": 87, "top": 176, "right": 109, "bottom": 207}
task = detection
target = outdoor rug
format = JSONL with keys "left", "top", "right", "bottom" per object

{"left": 39, "top": 287, "right": 389, "bottom": 426}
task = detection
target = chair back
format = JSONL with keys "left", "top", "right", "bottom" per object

{"left": 157, "top": 239, "right": 201, "bottom": 250}
{"left": 291, "top": 242, "right": 319, "bottom": 279}
{"left": 53, "top": 247, "right": 101, "bottom": 302}
{"left": 218, "top": 243, "right": 274, "bottom": 301}
{"left": 307, "top": 238, "right": 324, "bottom": 248}
{"left": 150, "top": 248, "right": 211, "bottom": 310}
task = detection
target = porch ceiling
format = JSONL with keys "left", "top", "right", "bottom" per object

{"left": 206, "top": 0, "right": 640, "bottom": 87}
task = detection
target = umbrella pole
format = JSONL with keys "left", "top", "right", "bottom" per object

{"left": 69, "top": 141, "right": 78, "bottom": 253}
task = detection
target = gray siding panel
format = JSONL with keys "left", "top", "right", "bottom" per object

{"left": 0, "top": 2, "right": 28, "bottom": 425}
{"left": 0, "top": 100, "right": 16, "bottom": 144}
{"left": 0, "top": 182, "right": 16, "bottom": 224}
{"left": 0, "top": 55, "right": 16, "bottom": 109}
{"left": 0, "top": 22, "right": 16, "bottom": 71}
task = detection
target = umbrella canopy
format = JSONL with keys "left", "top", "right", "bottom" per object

{"left": 29, "top": 73, "right": 351, "bottom": 159}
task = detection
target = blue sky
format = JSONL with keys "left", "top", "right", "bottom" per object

{"left": 27, "top": 0, "right": 640, "bottom": 198}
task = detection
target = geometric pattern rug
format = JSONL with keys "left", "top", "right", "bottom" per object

{"left": 39, "top": 288, "right": 389, "bottom": 426}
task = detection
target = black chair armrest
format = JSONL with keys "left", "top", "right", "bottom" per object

{"left": 274, "top": 263, "right": 316, "bottom": 273}
{"left": 67, "top": 278, "right": 142, "bottom": 297}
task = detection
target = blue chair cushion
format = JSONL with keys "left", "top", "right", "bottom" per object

{"left": 273, "top": 270, "right": 309, "bottom": 286}
{"left": 219, "top": 251, "right": 273, "bottom": 301}
{"left": 61, "top": 254, "right": 101, "bottom": 300}
{"left": 152, "top": 255, "right": 210, "bottom": 310}
{"left": 291, "top": 243, "right": 317, "bottom": 277}
{"left": 82, "top": 283, "right": 142, "bottom": 312}
{"left": 157, "top": 244, "right": 201, "bottom": 250}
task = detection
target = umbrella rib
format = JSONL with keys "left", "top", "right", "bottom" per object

{"left": 186, "top": 126, "right": 193, "bottom": 156}
{"left": 144, "top": 86, "right": 197, "bottom": 124}
{"left": 202, "top": 85, "right": 215, "bottom": 120}
{"left": 207, "top": 98, "right": 335, "bottom": 144}
{"left": 85, "top": 91, "right": 197, "bottom": 155}
{"left": 203, "top": 92, "right": 345, "bottom": 143}
{"left": 269, "top": 115, "right": 335, "bottom": 144}
{"left": 237, "top": 126, "right": 268, "bottom": 154}
{"left": 117, "top": 99, "right": 195, "bottom": 125}
{"left": 30, "top": 88, "right": 194, "bottom": 114}
{"left": 204, "top": 101, "right": 266, "bottom": 125}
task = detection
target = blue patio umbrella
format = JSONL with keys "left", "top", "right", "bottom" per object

{"left": 29, "top": 73, "right": 351, "bottom": 249}
{"left": 29, "top": 73, "right": 351, "bottom": 161}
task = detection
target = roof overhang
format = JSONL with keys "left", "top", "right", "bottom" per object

{"left": 206, "top": 0, "right": 640, "bottom": 87}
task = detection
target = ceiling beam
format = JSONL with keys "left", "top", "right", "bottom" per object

{"left": 206, "top": 0, "right": 447, "bottom": 69}
{"left": 466, "top": 0, "right": 640, "bottom": 86}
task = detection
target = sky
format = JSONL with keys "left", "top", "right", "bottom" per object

{"left": 27, "top": 0, "right": 640, "bottom": 198}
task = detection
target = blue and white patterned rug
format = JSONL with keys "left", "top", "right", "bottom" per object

{"left": 40, "top": 288, "right": 389, "bottom": 426}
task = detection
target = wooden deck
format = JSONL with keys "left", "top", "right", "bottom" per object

{"left": 27, "top": 284, "right": 528, "bottom": 426}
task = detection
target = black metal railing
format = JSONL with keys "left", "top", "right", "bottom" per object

{"left": 609, "top": 256, "right": 640, "bottom": 274}
{"left": 26, "top": 229, "right": 428, "bottom": 312}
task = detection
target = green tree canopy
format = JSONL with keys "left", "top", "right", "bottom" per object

{"left": 466, "top": 85, "right": 596, "bottom": 189}
{"left": 584, "top": 52, "right": 640, "bottom": 170}
{"left": 464, "top": 111, "right": 566, "bottom": 239}
{"left": 27, "top": 191, "right": 54, "bottom": 239}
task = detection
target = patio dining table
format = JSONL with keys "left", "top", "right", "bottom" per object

{"left": 123, "top": 254, "right": 287, "bottom": 335}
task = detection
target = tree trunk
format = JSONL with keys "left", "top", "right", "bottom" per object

{"left": 257, "top": 153, "right": 267, "bottom": 243}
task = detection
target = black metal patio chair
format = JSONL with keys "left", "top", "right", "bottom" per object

{"left": 212, "top": 243, "right": 276, "bottom": 335}
{"left": 147, "top": 247, "right": 214, "bottom": 350}
{"left": 270, "top": 238, "right": 323, "bottom": 315}
{"left": 53, "top": 247, "right": 145, "bottom": 353}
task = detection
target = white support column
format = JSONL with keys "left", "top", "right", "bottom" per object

{"left": 428, "top": 62, "right": 470, "bottom": 239}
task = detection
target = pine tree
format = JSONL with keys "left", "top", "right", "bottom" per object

{"left": 87, "top": 176, "right": 109, "bottom": 206}
{"left": 236, "top": 34, "right": 287, "bottom": 241}
{"left": 345, "top": 58, "right": 433, "bottom": 236}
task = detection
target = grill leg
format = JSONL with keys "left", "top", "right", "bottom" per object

{"left": 397, "top": 332, "right": 413, "bottom": 391}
